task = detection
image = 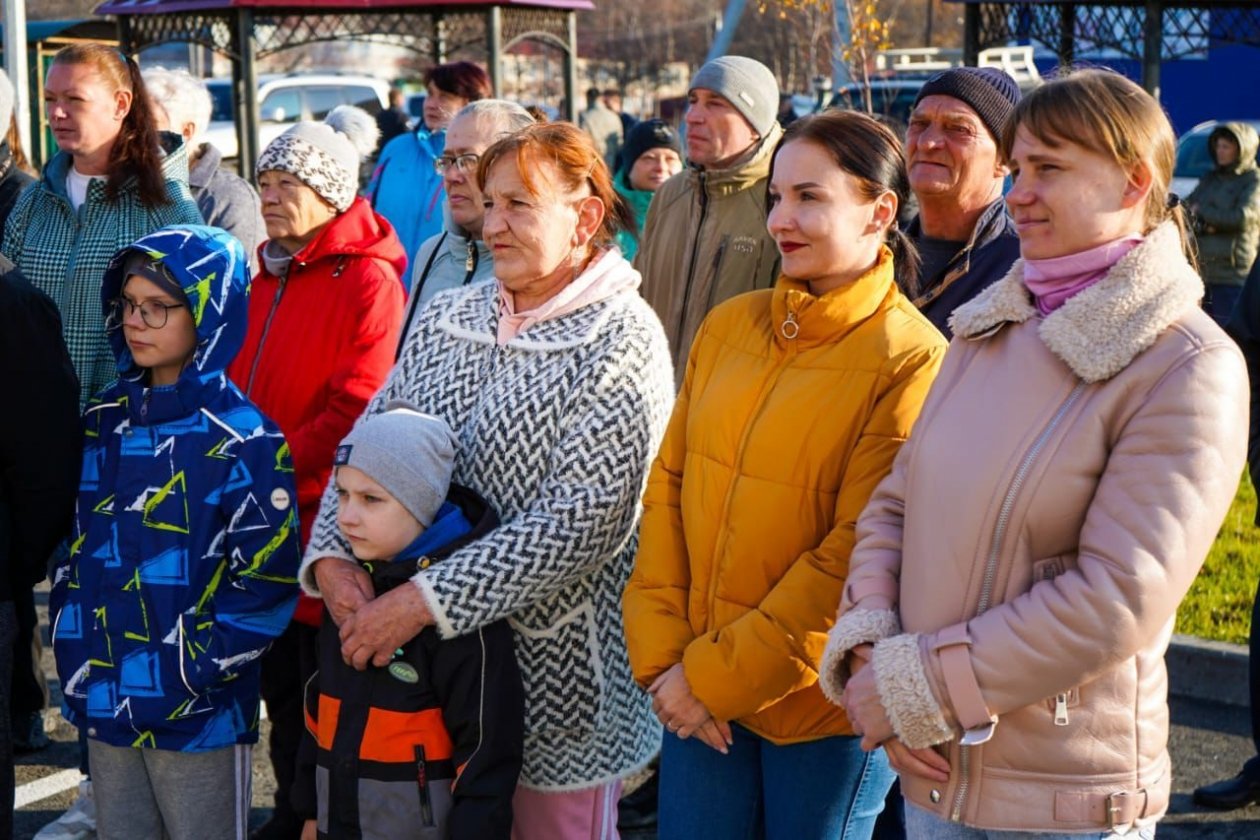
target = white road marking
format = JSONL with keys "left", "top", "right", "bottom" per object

{"left": 15, "top": 768, "right": 82, "bottom": 809}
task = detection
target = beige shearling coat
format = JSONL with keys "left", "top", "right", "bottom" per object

{"left": 819, "top": 222, "right": 1248, "bottom": 833}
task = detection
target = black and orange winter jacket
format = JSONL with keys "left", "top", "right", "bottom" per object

{"left": 295, "top": 484, "right": 524, "bottom": 839}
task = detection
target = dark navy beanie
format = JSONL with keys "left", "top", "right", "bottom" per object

{"left": 912, "top": 67, "right": 1021, "bottom": 142}
{"left": 620, "top": 119, "right": 681, "bottom": 177}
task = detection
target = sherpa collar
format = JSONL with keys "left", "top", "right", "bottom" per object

{"left": 948, "top": 221, "right": 1203, "bottom": 383}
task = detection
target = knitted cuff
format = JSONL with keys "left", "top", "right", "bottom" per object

{"left": 871, "top": 634, "right": 956, "bottom": 749}
{"left": 818, "top": 608, "right": 902, "bottom": 704}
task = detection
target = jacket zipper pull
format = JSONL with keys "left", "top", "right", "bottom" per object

{"left": 465, "top": 239, "right": 476, "bottom": 272}
{"left": 415, "top": 745, "right": 433, "bottom": 825}
{"left": 1054, "top": 692, "right": 1070, "bottom": 726}
{"left": 780, "top": 310, "right": 800, "bottom": 340}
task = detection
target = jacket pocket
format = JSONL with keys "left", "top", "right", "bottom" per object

{"left": 508, "top": 600, "right": 606, "bottom": 734}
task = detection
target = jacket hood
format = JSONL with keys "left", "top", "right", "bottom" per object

{"left": 100, "top": 225, "right": 251, "bottom": 417}
{"left": 1209, "top": 122, "right": 1259, "bottom": 174}
{"left": 43, "top": 130, "right": 191, "bottom": 200}
{"left": 280, "top": 196, "right": 408, "bottom": 278}
{"left": 949, "top": 221, "right": 1203, "bottom": 382}
{"left": 686, "top": 120, "right": 783, "bottom": 196}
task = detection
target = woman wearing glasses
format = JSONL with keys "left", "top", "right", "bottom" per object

{"left": 223, "top": 106, "right": 405, "bottom": 840}
{"left": 401, "top": 100, "right": 536, "bottom": 343}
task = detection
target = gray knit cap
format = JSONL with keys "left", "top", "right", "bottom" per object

{"left": 256, "top": 105, "right": 379, "bottom": 212}
{"left": 689, "top": 56, "right": 780, "bottom": 138}
{"left": 333, "top": 401, "right": 458, "bottom": 528}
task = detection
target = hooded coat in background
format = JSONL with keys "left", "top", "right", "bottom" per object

{"left": 401, "top": 221, "right": 495, "bottom": 350}
{"left": 635, "top": 125, "right": 783, "bottom": 384}
{"left": 0, "top": 132, "right": 204, "bottom": 406}
{"left": 51, "top": 225, "right": 301, "bottom": 753}
{"left": 188, "top": 141, "right": 264, "bottom": 271}
{"left": 227, "top": 196, "right": 404, "bottom": 625}
{"left": 1188, "top": 121, "right": 1260, "bottom": 287}
{"left": 365, "top": 125, "right": 446, "bottom": 274}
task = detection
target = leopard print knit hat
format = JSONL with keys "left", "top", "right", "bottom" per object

{"left": 256, "top": 105, "right": 379, "bottom": 212}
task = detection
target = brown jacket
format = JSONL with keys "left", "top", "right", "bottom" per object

{"left": 820, "top": 222, "right": 1248, "bottom": 833}
{"left": 635, "top": 125, "right": 782, "bottom": 384}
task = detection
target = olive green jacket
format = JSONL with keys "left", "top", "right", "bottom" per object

{"left": 635, "top": 124, "right": 782, "bottom": 384}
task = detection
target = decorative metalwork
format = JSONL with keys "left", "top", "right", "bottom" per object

{"left": 123, "top": 11, "right": 237, "bottom": 57}
{"left": 971, "top": 2, "right": 1260, "bottom": 61}
{"left": 502, "top": 8, "right": 572, "bottom": 51}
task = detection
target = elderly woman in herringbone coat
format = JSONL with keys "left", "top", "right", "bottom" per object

{"left": 301, "top": 122, "right": 674, "bottom": 840}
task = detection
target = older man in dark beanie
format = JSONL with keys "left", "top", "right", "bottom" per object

{"left": 904, "top": 66, "right": 1022, "bottom": 337}
{"left": 636, "top": 55, "right": 783, "bottom": 384}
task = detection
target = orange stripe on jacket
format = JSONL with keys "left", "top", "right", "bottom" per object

{"left": 359, "top": 707, "right": 454, "bottom": 763}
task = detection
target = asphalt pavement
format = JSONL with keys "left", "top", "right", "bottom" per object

{"left": 13, "top": 590, "right": 1260, "bottom": 839}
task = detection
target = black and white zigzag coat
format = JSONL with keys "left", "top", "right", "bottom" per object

{"left": 301, "top": 269, "right": 675, "bottom": 791}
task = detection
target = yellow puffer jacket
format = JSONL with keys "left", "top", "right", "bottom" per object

{"left": 624, "top": 247, "right": 946, "bottom": 743}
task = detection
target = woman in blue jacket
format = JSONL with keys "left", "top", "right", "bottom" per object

{"left": 50, "top": 225, "right": 301, "bottom": 840}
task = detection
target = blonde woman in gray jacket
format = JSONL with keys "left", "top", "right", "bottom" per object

{"left": 822, "top": 69, "right": 1248, "bottom": 839}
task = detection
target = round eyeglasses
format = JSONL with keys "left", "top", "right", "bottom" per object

{"left": 107, "top": 297, "right": 186, "bottom": 330}
{"left": 433, "top": 153, "right": 480, "bottom": 176}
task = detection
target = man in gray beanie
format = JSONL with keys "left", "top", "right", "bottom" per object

{"left": 635, "top": 55, "right": 783, "bottom": 385}
{"left": 903, "top": 66, "right": 1023, "bottom": 337}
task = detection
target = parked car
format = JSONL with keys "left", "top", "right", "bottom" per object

{"left": 203, "top": 73, "right": 392, "bottom": 161}
{"left": 828, "top": 46, "right": 1041, "bottom": 128}
{"left": 1170, "top": 119, "right": 1260, "bottom": 199}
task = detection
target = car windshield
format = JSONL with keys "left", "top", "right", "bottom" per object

{"left": 209, "top": 84, "right": 234, "bottom": 122}
{"left": 829, "top": 86, "right": 921, "bottom": 128}
{"left": 1175, "top": 130, "right": 1217, "bottom": 180}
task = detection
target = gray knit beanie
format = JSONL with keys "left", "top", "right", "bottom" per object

{"left": 333, "top": 401, "right": 458, "bottom": 528}
{"left": 912, "top": 67, "right": 1021, "bottom": 143}
{"left": 689, "top": 56, "right": 780, "bottom": 138}
{"left": 256, "top": 105, "right": 379, "bottom": 212}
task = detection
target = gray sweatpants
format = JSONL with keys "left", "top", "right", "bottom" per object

{"left": 87, "top": 738, "right": 252, "bottom": 840}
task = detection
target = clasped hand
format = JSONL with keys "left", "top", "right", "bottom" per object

{"left": 312, "top": 557, "right": 434, "bottom": 670}
{"left": 648, "top": 663, "right": 733, "bottom": 755}
{"left": 844, "top": 651, "right": 949, "bottom": 783}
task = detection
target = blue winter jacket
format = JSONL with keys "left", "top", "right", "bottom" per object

{"left": 365, "top": 126, "right": 446, "bottom": 277}
{"left": 51, "top": 225, "right": 301, "bottom": 753}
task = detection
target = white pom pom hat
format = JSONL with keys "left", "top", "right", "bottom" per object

{"left": 256, "top": 104, "right": 380, "bottom": 212}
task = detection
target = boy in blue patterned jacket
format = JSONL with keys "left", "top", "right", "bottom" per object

{"left": 50, "top": 225, "right": 301, "bottom": 840}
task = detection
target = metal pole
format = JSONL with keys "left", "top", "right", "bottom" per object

{"left": 487, "top": 7, "right": 503, "bottom": 98}
{"left": 565, "top": 11, "right": 579, "bottom": 123}
{"left": 963, "top": 2, "right": 980, "bottom": 66}
{"left": 1142, "top": 0, "right": 1162, "bottom": 98}
{"left": 1059, "top": 4, "right": 1077, "bottom": 67}
{"left": 832, "top": 0, "right": 852, "bottom": 86}
{"left": 3, "top": 0, "right": 30, "bottom": 157}
{"left": 706, "top": 0, "right": 746, "bottom": 64}
{"left": 234, "top": 8, "right": 260, "bottom": 179}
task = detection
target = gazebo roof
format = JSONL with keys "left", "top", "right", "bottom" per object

{"left": 97, "top": 0, "right": 592, "bottom": 12}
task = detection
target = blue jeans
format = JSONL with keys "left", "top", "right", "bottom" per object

{"left": 658, "top": 723, "right": 895, "bottom": 839}
{"left": 905, "top": 803, "right": 1156, "bottom": 839}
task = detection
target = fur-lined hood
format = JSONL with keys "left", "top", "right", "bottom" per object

{"left": 948, "top": 221, "right": 1203, "bottom": 383}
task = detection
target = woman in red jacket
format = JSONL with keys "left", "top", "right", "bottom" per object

{"left": 226, "top": 104, "right": 405, "bottom": 840}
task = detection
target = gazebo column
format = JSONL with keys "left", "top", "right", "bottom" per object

{"left": 963, "top": 3, "right": 980, "bottom": 65}
{"left": 232, "top": 8, "right": 260, "bottom": 178}
{"left": 487, "top": 6, "right": 503, "bottom": 97}
{"left": 565, "top": 10, "right": 578, "bottom": 121}
{"left": 1142, "top": 0, "right": 1163, "bottom": 97}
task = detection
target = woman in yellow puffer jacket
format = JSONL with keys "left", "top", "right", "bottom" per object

{"left": 623, "top": 110, "right": 947, "bottom": 840}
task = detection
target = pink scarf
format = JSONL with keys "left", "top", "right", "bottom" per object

{"left": 1023, "top": 234, "right": 1144, "bottom": 315}
{"left": 496, "top": 248, "right": 640, "bottom": 345}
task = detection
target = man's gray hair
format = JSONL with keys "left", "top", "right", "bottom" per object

{"left": 454, "top": 99, "right": 535, "bottom": 138}
{"left": 142, "top": 67, "right": 214, "bottom": 146}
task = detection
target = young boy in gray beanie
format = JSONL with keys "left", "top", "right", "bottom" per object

{"left": 295, "top": 402, "right": 523, "bottom": 840}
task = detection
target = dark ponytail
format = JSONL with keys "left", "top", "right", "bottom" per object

{"left": 52, "top": 44, "right": 170, "bottom": 208}
{"left": 770, "top": 110, "right": 921, "bottom": 294}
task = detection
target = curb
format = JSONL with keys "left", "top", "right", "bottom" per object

{"left": 1167, "top": 633, "right": 1249, "bottom": 707}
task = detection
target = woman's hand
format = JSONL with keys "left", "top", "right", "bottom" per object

{"left": 843, "top": 661, "right": 896, "bottom": 750}
{"left": 338, "top": 582, "right": 435, "bottom": 670}
{"left": 649, "top": 664, "right": 733, "bottom": 754}
{"left": 300, "top": 820, "right": 317, "bottom": 840}
{"left": 312, "top": 557, "right": 375, "bottom": 626}
{"left": 884, "top": 738, "right": 951, "bottom": 783}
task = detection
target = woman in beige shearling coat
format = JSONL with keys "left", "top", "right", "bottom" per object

{"left": 821, "top": 69, "right": 1249, "bottom": 839}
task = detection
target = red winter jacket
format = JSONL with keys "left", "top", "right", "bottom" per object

{"left": 228, "top": 197, "right": 405, "bottom": 625}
